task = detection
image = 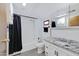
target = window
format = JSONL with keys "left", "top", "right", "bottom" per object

{"left": 56, "top": 17, "right": 66, "bottom": 27}
{"left": 57, "top": 17, "right": 65, "bottom": 25}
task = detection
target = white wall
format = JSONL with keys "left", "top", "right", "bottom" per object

{"left": 51, "top": 4, "right": 79, "bottom": 42}
{"left": 52, "top": 29, "right": 79, "bottom": 41}
{"left": 34, "top": 18, "right": 42, "bottom": 41}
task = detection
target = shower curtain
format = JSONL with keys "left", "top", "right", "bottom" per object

{"left": 9, "top": 24, "right": 14, "bottom": 54}
{"left": 9, "top": 14, "right": 22, "bottom": 54}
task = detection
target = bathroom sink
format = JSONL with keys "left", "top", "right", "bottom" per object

{"left": 64, "top": 44, "right": 79, "bottom": 52}
{"left": 48, "top": 38, "right": 79, "bottom": 53}
{"left": 53, "top": 40, "right": 79, "bottom": 50}
{"left": 63, "top": 44, "right": 73, "bottom": 49}
{"left": 53, "top": 40, "right": 69, "bottom": 47}
{"left": 64, "top": 44, "right": 70, "bottom": 47}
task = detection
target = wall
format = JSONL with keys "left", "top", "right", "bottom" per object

{"left": 51, "top": 4, "right": 79, "bottom": 42}
{"left": 34, "top": 18, "right": 43, "bottom": 41}
{"left": 51, "top": 29, "right": 79, "bottom": 41}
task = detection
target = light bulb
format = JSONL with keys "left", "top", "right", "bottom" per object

{"left": 22, "top": 3, "right": 26, "bottom": 6}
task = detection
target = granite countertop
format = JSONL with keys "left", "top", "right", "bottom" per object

{"left": 44, "top": 37, "right": 79, "bottom": 55}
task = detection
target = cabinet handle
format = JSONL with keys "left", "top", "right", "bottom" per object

{"left": 55, "top": 50, "right": 58, "bottom": 56}
{"left": 46, "top": 46, "right": 48, "bottom": 48}
{"left": 46, "top": 52, "right": 48, "bottom": 54}
{"left": 45, "top": 52, "right": 48, "bottom": 55}
{"left": 56, "top": 51, "right": 58, "bottom": 56}
{"left": 55, "top": 50, "right": 56, "bottom": 56}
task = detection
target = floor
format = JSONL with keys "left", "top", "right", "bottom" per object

{"left": 15, "top": 48, "right": 45, "bottom": 56}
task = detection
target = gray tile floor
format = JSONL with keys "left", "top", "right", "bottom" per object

{"left": 15, "top": 48, "right": 45, "bottom": 56}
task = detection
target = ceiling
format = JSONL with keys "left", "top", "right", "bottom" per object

{"left": 13, "top": 3, "right": 74, "bottom": 19}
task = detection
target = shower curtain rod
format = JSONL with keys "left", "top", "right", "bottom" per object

{"left": 14, "top": 13, "right": 38, "bottom": 19}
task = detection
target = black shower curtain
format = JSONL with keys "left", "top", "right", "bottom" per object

{"left": 13, "top": 14, "right": 22, "bottom": 52}
{"left": 9, "top": 24, "right": 14, "bottom": 54}
{"left": 9, "top": 14, "right": 22, "bottom": 54}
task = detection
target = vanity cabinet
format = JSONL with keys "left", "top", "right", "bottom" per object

{"left": 44, "top": 40, "right": 78, "bottom": 56}
{"left": 44, "top": 41, "right": 68, "bottom": 56}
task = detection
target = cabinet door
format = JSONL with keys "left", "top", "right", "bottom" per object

{"left": 45, "top": 42, "right": 70, "bottom": 56}
{"left": 44, "top": 41, "right": 78, "bottom": 56}
{"left": 45, "top": 42, "right": 56, "bottom": 56}
{"left": 55, "top": 46, "right": 76, "bottom": 56}
{"left": 47, "top": 46, "right": 56, "bottom": 56}
{"left": 53, "top": 45, "right": 70, "bottom": 56}
{"left": 58, "top": 50, "right": 69, "bottom": 56}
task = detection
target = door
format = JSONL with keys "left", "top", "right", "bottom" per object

{"left": 0, "top": 4, "right": 8, "bottom": 56}
{"left": 21, "top": 17, "right": 37, "bottom": 52}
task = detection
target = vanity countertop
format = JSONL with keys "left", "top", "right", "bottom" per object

{"left": 44, "top": 37, "right": 79, "bottom": 55}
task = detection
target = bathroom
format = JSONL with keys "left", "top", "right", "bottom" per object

{"left": 0, "top": 3, "right": 79, "bottom": 56}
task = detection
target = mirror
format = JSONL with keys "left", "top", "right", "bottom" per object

{"left": 55, "top": 16, "right": 67, "bottom": 28}
{"left": 57, "top": 17, "right": 66, "bottom": 25}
